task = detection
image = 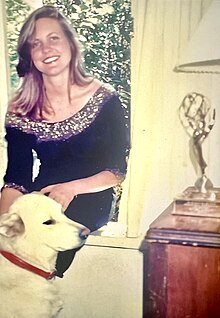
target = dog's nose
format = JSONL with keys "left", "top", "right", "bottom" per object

{"left": 79, "top": 228, "right": 90, "bottom": 240}
{"left": 79, "top": 232, "right": 88, "bottom": 240}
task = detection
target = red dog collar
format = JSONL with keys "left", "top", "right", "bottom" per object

{"left": 0, "top": 250, "right": 56, "bottom": 280}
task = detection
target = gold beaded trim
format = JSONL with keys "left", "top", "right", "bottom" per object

{"left": 5, "top": 84, "right": 116, "bottom": 142}
{"left": 1, "top": 182, "right": 28, "bottom": 194}
{"left": 105, "top": 168, "right": 125, "bottom": 183}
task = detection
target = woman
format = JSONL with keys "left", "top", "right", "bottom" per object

{"left": 0, "top": 6, "right": 129, "bottom": 277}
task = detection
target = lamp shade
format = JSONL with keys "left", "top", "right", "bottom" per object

{"left": 174, "top": 0, "right": 220, "bottom": 73}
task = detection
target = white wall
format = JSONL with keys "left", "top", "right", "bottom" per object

{"left": 55, "top": 245, "right": 143, "bottom": 318}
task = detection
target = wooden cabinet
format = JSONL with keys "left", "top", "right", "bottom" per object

{"left": 140, "top": 202, "right": 220, "bottom": 318}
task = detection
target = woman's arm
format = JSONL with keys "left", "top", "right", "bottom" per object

{"left": 0, "top": 117, "right": 34, "bottom": 215}
{"left": 40, "top": 170, "right": 121, "bottom": 212}
{"left": 0, "top": 188, "right": 23, "bottom": 215}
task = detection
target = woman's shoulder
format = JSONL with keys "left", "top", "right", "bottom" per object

{"left": 82, "top": 78, "right": 117, "bottom": 96}
{"left": 4, "top": 111, "right": 30, "bottom": 131}
{"left": 96, "top": 79, "right": 116, "bottom": 93}
{"left": 73, "top": 79, "right": 118, "bottom": 113}
{"left": 94, "top": 81, "right": 119, "bottom": 105}
{"left": 5, "top": 111, "right": 19, "bottom": 124}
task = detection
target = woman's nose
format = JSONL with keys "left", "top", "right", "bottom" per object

{"left": 41, "top": 42, "right": 51, "bottom": 53}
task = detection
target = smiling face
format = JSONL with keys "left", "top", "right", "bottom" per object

{"left": 30, "top": 18, "right": 72, "bottom": 79}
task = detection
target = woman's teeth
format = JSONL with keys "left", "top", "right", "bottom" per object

{"left": 43, "top": 56, "right": 59, "bottom": 64}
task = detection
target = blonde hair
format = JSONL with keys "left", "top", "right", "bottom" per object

{"left": 9, "top": 6, "right": 92, "bottom": 118}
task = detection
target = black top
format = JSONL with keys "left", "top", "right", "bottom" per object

{"left": 3, "top": 84, "right": 129, "bottom": 231}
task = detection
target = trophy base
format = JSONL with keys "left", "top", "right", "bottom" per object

{"left": 172, "top": 187, "right": 220, "bottom": 218}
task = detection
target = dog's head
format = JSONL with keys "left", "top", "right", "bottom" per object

{"left": 0, "top": 192, "right": 87, "bottom": 252}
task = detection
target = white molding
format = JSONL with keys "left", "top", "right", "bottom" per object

{"left": 86, "top": 232, "right": 145, "bottom": 250}
{"left": 0, "top": 0, "right": 9, "bottom": 184}
{"left": 0, "top": 0, "right": 9, "bottom": 113}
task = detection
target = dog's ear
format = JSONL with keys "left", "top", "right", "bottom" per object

{"left": 0, "top": 213, "right": 25, "bottom": 237}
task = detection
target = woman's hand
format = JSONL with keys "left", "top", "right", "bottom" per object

{"left": 40, "top": 182, "right": 77, "bottom": 212}
{"left": 40, "top": 170, "right": 120, "bottom": 211}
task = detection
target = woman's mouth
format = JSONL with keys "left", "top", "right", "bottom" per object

{"left": 43, "top": 56, "right": 60, "bottom": 64}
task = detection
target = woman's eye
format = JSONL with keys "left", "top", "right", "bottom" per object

{"left": 31, "top": 41, "right": 40, "bottom": 49}
{"left": 50, "top": 36, "right": 59, "bottom": 41}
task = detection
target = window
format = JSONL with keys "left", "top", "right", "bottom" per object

{"left": 1, "top": 0, "right": 135, "bottom": 239}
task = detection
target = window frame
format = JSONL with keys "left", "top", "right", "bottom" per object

{"left": 0, "top": 0, "right": 141, "bottom": 241}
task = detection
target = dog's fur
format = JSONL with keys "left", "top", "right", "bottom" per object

{"left": 0, "top": 192, "right": 86, "bottom": 318}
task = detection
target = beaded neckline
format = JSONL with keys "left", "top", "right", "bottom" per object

{"left": 38, "top": 83, "right": 108, "bottom": 125}
{"left": 5, "top": 84, "right": 116, "bottom": 142}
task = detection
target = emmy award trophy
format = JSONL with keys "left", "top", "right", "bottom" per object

{"left": 173, "top": 92, "right": 220, "bottom": 217}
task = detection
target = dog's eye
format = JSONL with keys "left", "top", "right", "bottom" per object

{"left": 43, "top": 219, "right": 55, "bottom": 225}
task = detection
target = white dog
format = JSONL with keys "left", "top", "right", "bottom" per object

{"left": 0, "top": 192, "right": 87, "bottom": 318}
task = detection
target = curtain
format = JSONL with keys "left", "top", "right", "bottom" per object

{"left": 121, "top": 0, "right": 218, "bottom": 237}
